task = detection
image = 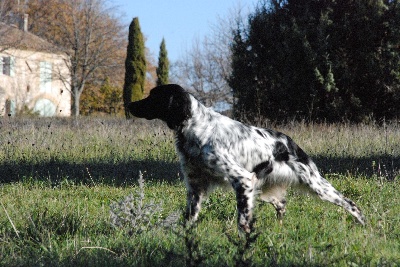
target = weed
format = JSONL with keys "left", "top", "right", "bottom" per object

{"left": 109, "top": 171, "right": 164, "bottom": 234}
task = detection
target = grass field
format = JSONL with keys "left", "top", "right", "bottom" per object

{"left": 0, "top": 117, "right": 399, "bottom": 266}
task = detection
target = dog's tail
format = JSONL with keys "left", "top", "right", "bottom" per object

{"left": 298, "top": 160, "right": 366, "bottom": 225}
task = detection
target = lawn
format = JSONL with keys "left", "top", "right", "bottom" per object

{"left": 0, "top": 117, "right": 399, "bottom": 266}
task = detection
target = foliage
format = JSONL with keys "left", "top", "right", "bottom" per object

{"left": 80, "top": 78, "right": 124, "bottom": 116}
{"left": 123, "top": 17, "right": 146, "bottom": 119}
{"left": 14, "top": 104, "right": 41, "bottom": 117}
{"left": 230, "top": 0, "right": 400, "bottom": 123}
{"left": 156, "top": 38, "right": 170, "bottom": 86}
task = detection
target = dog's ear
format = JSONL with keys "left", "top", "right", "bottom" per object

{"left": 164, "top": 89, "right": 191, "bottom": 129}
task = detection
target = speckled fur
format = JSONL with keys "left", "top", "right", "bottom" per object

{"left": 129, "top": 84, "right": 366, "bottom": 232}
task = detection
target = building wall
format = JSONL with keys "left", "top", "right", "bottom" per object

{"left": 0, "top": 48, "right": 71, "bottom": 116}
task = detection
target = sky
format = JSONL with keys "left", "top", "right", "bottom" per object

{"left": 111, "top": 0, "right": 258, "bottom": 63}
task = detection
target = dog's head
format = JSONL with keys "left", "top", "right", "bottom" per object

{"left": 128, "top": 84, "right": 192, "bottom": 129}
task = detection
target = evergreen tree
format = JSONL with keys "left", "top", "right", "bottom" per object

{"left": 230, "top": 26, "right": 258, "bottom": 120}
{"left": 156, "top": 38, "right": 170, "bottom": 86}
{"left": 123, "top": 17, "right": 146, "bottom": 118}
{"left": 230, "top": 0, "right": 400, "bottom": 122}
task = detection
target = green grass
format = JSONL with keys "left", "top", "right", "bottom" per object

{"left": 0, "top": 117, "right": 399, "bottom": 266}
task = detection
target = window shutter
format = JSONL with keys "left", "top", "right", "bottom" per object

{"left": 3, "top": 57, "right": 10, "bottom": 76}
{"left": 10, "top": 57, "right": 15, "bottom": 77}
{"left": 40, "top": 61, "right": 52, "bottom": 92}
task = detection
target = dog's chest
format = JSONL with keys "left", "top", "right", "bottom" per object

{"left": 175, "top": 131, "right": 203, "bottom": 162}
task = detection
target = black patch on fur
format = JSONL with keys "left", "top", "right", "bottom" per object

{"left": 235, "top": 186, "right": 248, "bottom": 211}
{"left": 286, "top": 136, "right": 310, "bottom": 165}
{"left": 256, "top": 129, "right": 264, "bottom": 138}
{"left": 264, "top": 129, "right": 274, "bottom": 136}
{"left": 265, "top": 129, "right": 285, "bottom": 139}
{"left": 273, "top": 141, "right": 290, "bottom": 162}
{"left": 252, "top": 161, "right": 273, "bottom": 175}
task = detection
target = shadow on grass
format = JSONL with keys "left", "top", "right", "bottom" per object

{"left": 1, "top": 153, "right": 398, "bottom": 186}
{"left": 314, "top": 154, "right": 399, "bottom": 180}
{"left": 0, "top": 159, "right": 181, "bottom": 186}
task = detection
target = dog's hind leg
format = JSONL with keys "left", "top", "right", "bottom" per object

{"left": 260, "top": 185, "right": 288, "bottom": 224}
{"left": 298, "top": 161, "right": 366, "bottom": 225}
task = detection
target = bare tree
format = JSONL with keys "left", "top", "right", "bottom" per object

{"left": 171, "top": 5, "right": 248, "bottom": 111}
{"left": 59, "top": 0, "right": 125, "bottom": 116}
{"left": 27, "top": 0, "right": 126, "bottom": 117}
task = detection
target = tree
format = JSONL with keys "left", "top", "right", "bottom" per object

{"left": 156, "top": 38, "right": 169, "bottom": 86}
{"left": 0, "top": 0, "right": 19, "bottom": 25}
{"left": 171, "top": 6, "right": 244, "bottom": 110}
{"left": 0, "top": 0, "right": 26, "bottom": 52}
{"left": 80, "top": 77, "right": 123, "bottom": 115}
{"left": 123, "top": 17, "right": 146, "bottom": 118}
{"left": 230, "top": 0, "right": 400, "bottom": 123}
{"left": 25, "top": 0, "right": 126, "bottom": 117}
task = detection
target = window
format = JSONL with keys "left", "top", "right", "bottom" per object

{"left": 0, "top": 56, "right": 15, "bottom": 76}
{"left": 34, "top": 98, "right": 56, "bottom": 116}
{"left": 40, "top": 61, "right": 52, "bottom": 92}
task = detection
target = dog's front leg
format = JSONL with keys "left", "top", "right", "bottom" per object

{"left": 201, "top": 148, "right": 257, "bottom": 233}
{"left": 185, "top": 185, "right": 204, "bottom": 222}
{"left": 231, "top": 173, "right": 257, "bottom": 233}
{"left": 182, "top": 167, "right": 208, "bottom": 223}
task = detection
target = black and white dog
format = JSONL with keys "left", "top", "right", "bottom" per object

{"left": 128, "top": 84, "right": 365, "bottom": 233}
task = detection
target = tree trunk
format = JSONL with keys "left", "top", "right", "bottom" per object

{"left": 71, "top": 86, "right": 82, "bottom": 117}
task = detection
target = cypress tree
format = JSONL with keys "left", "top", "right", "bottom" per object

{"left": 156, "top": 38, "right": 170, "bottom": 86}
{"left": 123, "top": 17, "right": 146, "bottom": 118}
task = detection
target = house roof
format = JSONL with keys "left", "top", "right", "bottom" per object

{"left": 0, "top": 22, "right": 65, "bottom": 54}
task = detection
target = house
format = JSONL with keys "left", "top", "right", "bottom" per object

{"left": 0, "top": 16, "right": 71, "bottom": 116}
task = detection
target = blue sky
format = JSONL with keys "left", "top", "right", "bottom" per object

{"left": 111, "top": 0, "right": 258, "bottom": 62}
